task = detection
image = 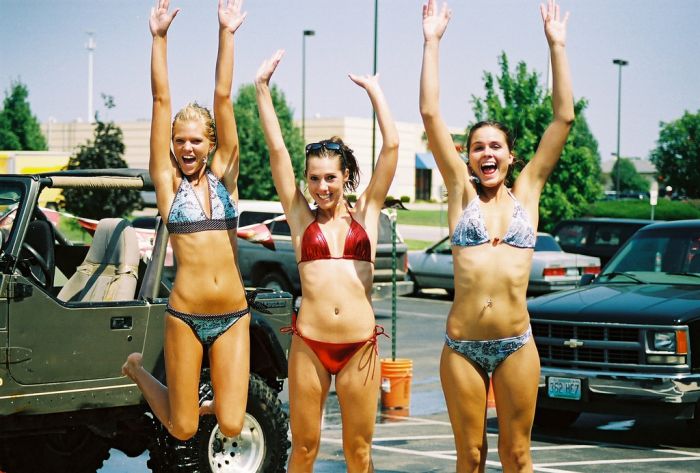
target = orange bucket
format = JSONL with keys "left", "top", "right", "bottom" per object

{"left": 379, "top": 358, "right": 413, "bottom": 409}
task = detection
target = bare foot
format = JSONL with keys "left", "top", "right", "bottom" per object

{"left": 199, "top": 398, "right": 216, "bottom": 416}
{"left": 122, "top": 352, "right": 143, "bottom": 381}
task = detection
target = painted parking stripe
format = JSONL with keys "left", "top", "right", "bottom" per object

{"left": 372, "top": 434, "right": 456, "bottom": 442}
{"left": 530, "top": 445, "right": 599, "bottom": 451}
{"left": 535, "top": 456, "right": 700, "bottom": 468}
{"left": 321, "top": 436, "right": 456, "bottom": 461}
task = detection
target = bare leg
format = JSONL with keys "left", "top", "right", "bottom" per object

{"left": 287, "top": 336, "right": 332, "bottom": 473}
{"left": 335, "top": 342, "right": 380, "bottom": 473}
{"left": 122, "top": 315, "right": 203, "bottom": 440}
{"left": 440, "top": 344, "right": 490, "bottom": 473}
{"left": 492, "top": 339, "right": 540, "bottom": 473}
{"left": 206, "top": 314, "right": 251, "bottom": 437}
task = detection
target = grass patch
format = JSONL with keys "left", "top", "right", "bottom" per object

{"left": 586, "top": 199, "right": 700, "bottom": 220}
{"left": 396, "top": 209, "right": 448, "bottom": 226}
{"left": 404, "top": 239, "right": 434, "bottom": 251}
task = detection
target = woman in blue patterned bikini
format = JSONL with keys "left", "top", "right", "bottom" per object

{"left": 121, "top": 0, "right": 249, "bottom": 441}
{"left": 420, "top": 0, "right": 574, "bottom": 471}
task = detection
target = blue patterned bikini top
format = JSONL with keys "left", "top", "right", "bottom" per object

{"left": 166, "top": 170, "right": 239, "bottom": 234}
{"left": 451, "top": 190, "right": 536, "bottom": 249}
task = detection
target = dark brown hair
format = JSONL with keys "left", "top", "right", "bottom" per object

{"left": 305, "top": 136, "right": 360, "bottom": 192}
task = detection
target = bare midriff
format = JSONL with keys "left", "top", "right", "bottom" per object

{"left": 449, "top": 243, "right": 533, "bottom": 340}
{"left": 297, "top": 259, "right": 375, "bottom": 342}
{"left": 167, "top": 229, "right": 247, "bottom": 314}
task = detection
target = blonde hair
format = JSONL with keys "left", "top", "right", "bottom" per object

{"left": 172, "top": 102, "right": 216, "bottom": 145}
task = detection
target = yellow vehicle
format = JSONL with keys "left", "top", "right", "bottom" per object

{"left": 0, "top": 151, "right": 70, "bottom": 208}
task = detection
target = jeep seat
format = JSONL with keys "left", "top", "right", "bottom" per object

{"left": 24, "top": 219, "right": 56, "bottom": 290}
{"left": 57, "top": 218, "right": 140, "bottom": 302}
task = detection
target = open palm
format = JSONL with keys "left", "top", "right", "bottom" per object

{"left": 149, "top": 0, "right": 179, "bottom": 37}
{"left": 422, "top": 0, "right": 452, "bottom": 42}
{"left": 219, "top": 0, "right": 247, "bottom": 34}
{"left": 540, "top": 0, "right": 569, "bottom": 47}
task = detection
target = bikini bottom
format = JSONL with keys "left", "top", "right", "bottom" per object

{"left": 282, "top": 316, "right": 387, "bottom": 375}
{"left": 445, "top": 325, "right": 532, "bottom": 375}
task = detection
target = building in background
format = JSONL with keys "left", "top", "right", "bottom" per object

{"left": 41, "top": 117, "right": 460, "bottom": 203}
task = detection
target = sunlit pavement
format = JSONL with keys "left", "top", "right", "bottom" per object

{"left": 99, "top": 295, "right": 700, "bottom": 472}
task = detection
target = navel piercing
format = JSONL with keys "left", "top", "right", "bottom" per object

{"left": 486, "top": 298, "right": 493, "bottom": 308}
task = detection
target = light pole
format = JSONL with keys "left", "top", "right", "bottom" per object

{"left": 613, "top": 58, "right": 628, "bottom": 198}
{"left": 371, "top": 0, "right": 379, "bottom": 173}
{"left": 302, "top": 30, "right": 315, "bottom": 144}
{"left": 86, "top": 32, "right": 96, "bottom": 123}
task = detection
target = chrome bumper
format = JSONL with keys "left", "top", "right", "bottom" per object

{"left": 372, "top": 281, "right": 414, "bottom": 300}
{"left": 540, "top": 367, "right": 700, "bottom": 404}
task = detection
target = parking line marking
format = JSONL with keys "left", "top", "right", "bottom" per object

{"left": 322, "top": 436, "right": 457, "bottom": 461}
{"left": 652, "top": 448, "right": 700, "bottom": 457}
{"left": 378, "top": 414, "right": 452, "bottom": 426}
{"left": 535, "top": 456, "right": 700, "bottom": 467}
{"left": 375, "top": 308, "right": 446, "bottom": 319}
{"left": 530, "top": 445, "right": 599, "bottom": 451}
{"left": 373, "top": 434, "right": 455, "bottom": 442}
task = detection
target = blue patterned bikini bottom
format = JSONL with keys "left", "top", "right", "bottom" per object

{"left": 445, "top": 326, "right": 532, "bottom": 375}
{"left": 166, "top": 305, "right": 250, "bottom": 346}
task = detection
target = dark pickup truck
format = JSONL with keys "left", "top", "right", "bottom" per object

{"left": 236, "top": 200, "right": 413, "bottom": 299}
{"left": 529, "top": 220, "right": 700, "bottom": 432}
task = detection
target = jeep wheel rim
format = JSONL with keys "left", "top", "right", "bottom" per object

{"left": 208, "top": 413, "right": 265, "bottom": 472}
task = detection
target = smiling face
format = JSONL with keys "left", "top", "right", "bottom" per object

{"left": 171, "top": 119, "right": 213, "bottom": 176}
{"left": 467, "top": 125, "right": 514, "bottom": 188}
{"left": 305, "top": 155, "right": 349, "bottom": 210}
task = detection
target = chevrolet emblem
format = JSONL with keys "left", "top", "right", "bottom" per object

{"left": 564, "top": 339, "right": 584, "bottom": 348}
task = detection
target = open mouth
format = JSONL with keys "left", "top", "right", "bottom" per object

{"left": 481, "top": 162, "right": 497, "bottom": 175}
{"left": 182, "top": 155, "right": 197, "bottom": 165}
{"left": 317, "top": 193, "right": 331, "bottom": 202}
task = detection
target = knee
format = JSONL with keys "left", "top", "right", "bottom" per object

{"left": 291, "top": 436, "right": 321, "bottom": 464}
{"left": 217, "top": 414, "right": 245, "bottom": 439}
{"left": 458, "top": 445, "right": 484, "bottom": 470}
{"left": 168, "top": 416, "right": 199, "bottom": 441}
{"left": 498, "top": 441, "right": 531, "bottom": 470}
{"left": 344, "top": 441, "right": 372, "bottom": 470}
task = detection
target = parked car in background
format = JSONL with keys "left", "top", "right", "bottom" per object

{"left": 529, "top": 220, "right": 700, "bottom": 431}
{"left": 407, "top": 233, "right": 600, "bottom": 297}
{"left": 551, "top": 217, "right": 655, "bottom": 267}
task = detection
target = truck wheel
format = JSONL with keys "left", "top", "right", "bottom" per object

{"left": 0, "top": 426, "right": 111, "bottom": 473}
{"left": 259, "top": 271, "right": 293, "bottom": 294}
{"left": 148, "top": 373, "right": 290, "bottom": 473}
{"left": 533, "top": 407, "right": 580, "bottom": 428}
{"left": 408, "top": 270, "right": 421, "bottom": 296}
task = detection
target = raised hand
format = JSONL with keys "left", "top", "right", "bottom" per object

{"left": 256, "top": 50, "right": 284, "bottom": 86}
{"left": 540, "top": 0, "right": 569, "bottom": 47}
{"left": 422, "top": 0, "right": 452, "bottom": 42}
{"left": 149, "top": 0, "right": 180, "bottom": 38}
{"left": 219, "top": 0, "right": 247, "bottom": 34}
{"left": 348, "top": 73, "right": 381, "bottom": 94}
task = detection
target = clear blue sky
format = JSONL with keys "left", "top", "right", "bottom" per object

{"left": 2, "top": 0, "right": 699, "bottom": 163}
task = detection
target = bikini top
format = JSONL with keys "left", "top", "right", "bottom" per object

{"left": 451, "top": 189, "right": 536, "bottom": 249}
{"left": 299, "top": 211, "right": 373, "bottom": 264}
{"left": 166, "top": 169, "right": 239, "bottom": 234}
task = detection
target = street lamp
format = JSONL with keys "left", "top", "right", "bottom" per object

{"left": 86, "top": 32, "right": 96, "bottom": 123}
{"left": 613, "top": 58, "right": 628, "bottom": 198}
{"left": 302, "top": 30, "right": 315, "bottom": 144}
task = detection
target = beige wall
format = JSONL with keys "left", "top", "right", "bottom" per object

{"left": 42, "top": 117, "right": 447, "bottom": 202}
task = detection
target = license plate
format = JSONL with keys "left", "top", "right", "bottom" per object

{"left": 547, "top": 376, "right": 582, "bottom": 400}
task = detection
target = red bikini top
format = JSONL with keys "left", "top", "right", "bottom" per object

{"left": 299, "top": 214, "right": 373, "bottom": 264}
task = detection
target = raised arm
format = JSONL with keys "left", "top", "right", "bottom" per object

{"left": 351, "top": 74, "right": 398, "bottom": 216}
{"left": 210, "top": 0, "right": 246, "bottom": 189}
{"left": 517, "top": 0, "right": 574, "bottom": 196}
{"left": 255, "top": 51, "right": 308, "bottom": 221}
{"left": 149, "top": 0, "right": 180, "bottom": 205}
{"left": 419, "top": 0, "right": 470, "bottom": 199}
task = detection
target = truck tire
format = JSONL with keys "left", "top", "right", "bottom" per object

{"left": 533, "top": 407, "right": 580, "bottom": 428}
{"left": 259, "top": 271, "right": 293, "bottom": 294}
{"left": 148, "top": 373, "right": 289, "bottom": 473}
{"left": 0, "top": 426, "right": 111, "bottom": 473}
{"left": 408, "top": 270, "right": 421, "bottom": 296}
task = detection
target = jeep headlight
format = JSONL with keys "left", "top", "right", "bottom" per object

{"left": 653, "top": 331, "right": 676, "bottom": 352}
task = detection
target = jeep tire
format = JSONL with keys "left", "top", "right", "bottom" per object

{"left": 258, "top": 271, "right": 293, "bottom": 295}
{"left": 148, "top": 373, "right": 289, "bottom": 472}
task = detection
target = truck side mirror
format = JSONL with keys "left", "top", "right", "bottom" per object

{"left": 579, "top": 273, "right": 596, "bottom": 286}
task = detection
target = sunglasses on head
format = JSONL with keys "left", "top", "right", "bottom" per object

{"left": 305, "top": 141, "right": 343, "bottom": 155}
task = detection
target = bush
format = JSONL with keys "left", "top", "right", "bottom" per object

{"left": 400, "top": 195, "right": 411, "bottom": 203}
{"left": 586, "top": 199, "right": 700, "bottom": 221}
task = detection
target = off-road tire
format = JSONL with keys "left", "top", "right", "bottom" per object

{"left": 258, "top": 271, "right": 293, "bottom": 295}
{"left": 0, "top": 426, "right": 111, "bottom": 473}
{"left": 148, "top": 373, "right": 289, "bottom": 472}
{"left": 533, "top": 407, "right": 580, "bottom": 429}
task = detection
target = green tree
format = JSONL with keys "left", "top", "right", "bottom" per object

{"left": 0, "top": 80, "right": 47, "bottom": 150}
{"left": 650, "top": 109, "right": 700, "bottom": 198}
{"left": 62, "top": 98, "right": 142, "bottom": 219}
{"left": 611, "top": 158, "right": 650, "bottom": 194}
{"left": 235, "top": 84, "right": 305, "bottom": 200}
{"left": 471, "top": 53, "right": 603, "bottom": 231}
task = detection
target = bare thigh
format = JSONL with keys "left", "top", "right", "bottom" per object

{"left": 288, "top": 336, "right": 332, "bottom": 448}
{"left": 164, "top": 315, "right": 204, "bottom": 429}
{"left": 335, "top": 342, "right": 381, "bottom": 450}
{"left": 440, "top": 344, "right": 490, "bottom": 457}
{"left": 492, "top": 339, "right": 540, "bottom": 448}
{"left": 208, "top": 313, "right": 251, "bottom": 430}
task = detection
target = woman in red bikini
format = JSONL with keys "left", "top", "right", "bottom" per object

{"left": 255, "top": 50, "right": 398, "bottom": 472}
